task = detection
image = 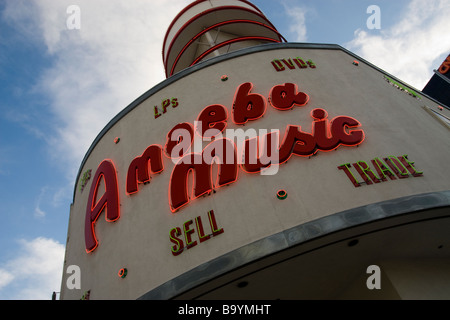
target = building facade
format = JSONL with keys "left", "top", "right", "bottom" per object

{"left": 422, "top": 53, "right": 450, "bottom": 108}
{"left": 60, "top": 0, "right": 450, "bottom": 300}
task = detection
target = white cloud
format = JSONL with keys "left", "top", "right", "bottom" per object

{"left": 3, "top": 0, "right": 191, "bottom": 181}
{"left": 346, "top": 0, "right": 450, "bottom": 90}
{"left": 0, "top": 269, "right": 14, "bottom": 290}
{"left": 32, "top": 184, "right": 72, "bottom": 219}
{"left": 34, "top": 207, "right": 46, "bottom": 219}
{"left": 0, "top": 237, "right": 65, "bottom": 300}
{"left": 34, "top": 187, "right": 48, "bottom": 218}
{"left": 283, "top": 3, "right": 308, "bottom": 42}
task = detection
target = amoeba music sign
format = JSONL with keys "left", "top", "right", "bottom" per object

{"left": 84, "top": 81, "right": 366, "bottom": 253}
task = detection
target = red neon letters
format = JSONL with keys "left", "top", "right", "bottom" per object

{"left": 232, "top": 82, "right": 267, "bottom": 125}
{"left": 85, "top": 160, "right": 120, "bottom": 253}
{"left": 126, "top": 144, "right": 164, "bottom": 195}
{"left": 165, "top": 123, "right": 194, "bottom": 159}
{"left": 270, "top": 83, "right": 309, "bottom": 110}
{"left": 85, "top": 82, "right": 365, "bottom": 252}
{"left": 169, "top": 138, "right": 238, "bottom": 212}
{"left": 241, "top": 109, "right": 364, "bottom": 173}
{"left": 196, "top": 104, "right": 228, "bottom": 138}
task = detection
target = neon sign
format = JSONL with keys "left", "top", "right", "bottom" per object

{"left": 84, "top": 82, "right": 365, "bottom": 253}
{"left": 154, "top": 97, "right": 179, "bottom": 119}
{"left": 338, "top": 155, "right": 423, "bottom": 187}
{"left": 85, "top": 159, "right": 120, "bottom": 253}
{"left": 79, "top": 169, "right": 92, "bottom": 192}
{"left": 271, "top": 57, "right": 316, "bottom": 72}
{"left": 170, "top": 210, "right": 224, "bottom": 256}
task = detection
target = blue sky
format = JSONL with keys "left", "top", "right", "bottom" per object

{"left": 0, "top": 0, "right": 449, "bottom": 300}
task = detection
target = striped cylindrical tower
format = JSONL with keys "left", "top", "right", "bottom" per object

{"left": 163, "top": 0, "right": 286, "bottom": 77}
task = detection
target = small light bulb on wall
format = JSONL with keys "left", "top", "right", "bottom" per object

{"left": 118, "top": 268, "right": 127, "bottom": 279}
{"left": 277, "top": 189, "right": 287, "bottom": 200}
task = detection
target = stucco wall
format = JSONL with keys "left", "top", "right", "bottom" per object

{"left": 60, "top": 44, "right": 450, "bottom": 300}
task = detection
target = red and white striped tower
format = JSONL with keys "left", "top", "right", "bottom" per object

{"left": 163, "top": 0, "right": 286, "bottom": 78}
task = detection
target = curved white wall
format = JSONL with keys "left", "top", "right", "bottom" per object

{"left": 61, "top": 44, "right": 450, "bottom": 299}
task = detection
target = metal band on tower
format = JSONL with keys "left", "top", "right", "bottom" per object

{"left": 163, "top": 0, "right": 286, "bottom": 77}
